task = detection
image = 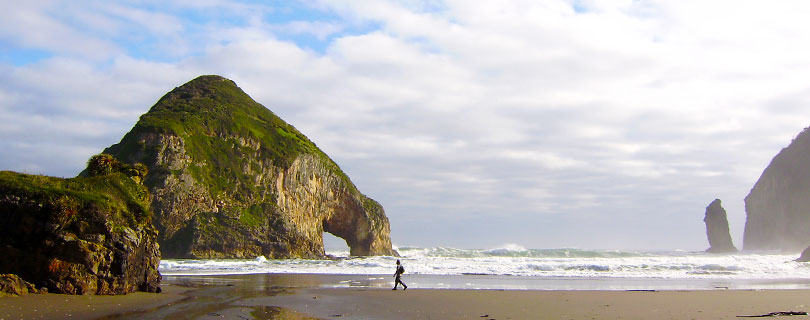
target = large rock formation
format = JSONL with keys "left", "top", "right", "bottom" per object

{"left": 0, "top": 156, "right": 161, "bottom": 295}
{"left": 703, "top": 199, "right": 737, "bottom": 253}
{"left": 744, "top": 127, "right": 810, "bottom": 252}
{"left": 96, "top": 75, "right": 396, "bottom": 258}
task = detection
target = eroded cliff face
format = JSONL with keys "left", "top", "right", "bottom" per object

{"left": 704, "top": 199, "right": 737, "bottom": 253}
{"left": 278, "top": 154, "right": 394, "bottom": 257}
{"left": 103, "top": 75, "right": 396, "bottom": 258}
{"left": 744, "top": 127, "right": 810, "bottom": 252}
{"left": 0, "top": 169, "right": 161, "bottom": 295}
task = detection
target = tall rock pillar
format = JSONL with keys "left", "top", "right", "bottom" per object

{"left": 704, "top": 199, "right": 738, "bottom": 253}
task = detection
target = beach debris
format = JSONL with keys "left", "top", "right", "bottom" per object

{"left": 736, "top": 311, "right": 809, "bottom": 317}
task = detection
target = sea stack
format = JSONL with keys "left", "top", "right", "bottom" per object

{"left": 703, "top": 199, "right": 737, "bottom": 253}
{"left": 744, "top": 126, "right": 810, "bottom": 252}
{"left": 95, "top": 75, "right": 397, "bottom": 259}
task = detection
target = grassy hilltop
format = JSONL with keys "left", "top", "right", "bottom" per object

{"left": 104, "top": 75, "right": 356, "bottom": 202}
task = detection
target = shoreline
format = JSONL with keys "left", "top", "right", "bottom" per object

{"left": 3, "top": 274, "right": 810, "bottom": 319}
{"left": 159, "top": 272, "right": 810, "bottom": 291}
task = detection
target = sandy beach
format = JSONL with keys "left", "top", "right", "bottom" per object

{"left": 3, "top": 274, "right": 810, "bottom": 319}
{"left": 258, "top": 288, "right": 810, "bottom": 319}
{"left": 0, "top": 284, "right": 190, "bottom": 320}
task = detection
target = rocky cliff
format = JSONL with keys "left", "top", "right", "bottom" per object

{"left": 97, "top": 75, "right": 396, "bottom": 258}
{"left": 744, "top": 127, "right": 810, "bottom": 252}
{"left": 703, "top": 199, "right": 737, "bottom": 253}
{"left": 0, "top": 155, "right": 161, "bottom": 295}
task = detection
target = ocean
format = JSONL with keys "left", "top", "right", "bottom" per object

{"left": 159, "top": 246, "right": 810, "bottom": 291}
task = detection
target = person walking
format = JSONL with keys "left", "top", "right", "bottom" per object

{"left": 393, "top": 259, "right": 407, "bottom": 290}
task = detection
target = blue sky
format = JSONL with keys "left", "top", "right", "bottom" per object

{"left": 3, "top": 0, "right": 810, "bottom": 250}
{"left": 1, "top": 1, "right": 353, "bottom": 63}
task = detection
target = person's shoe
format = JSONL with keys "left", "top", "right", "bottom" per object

{"left": 404, "top": 286, "right": 407, "bottom": 290}
{"left": 392, "top": 288, "right": 397, "bottom": 290}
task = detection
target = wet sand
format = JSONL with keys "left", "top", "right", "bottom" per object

{"left": 0, "top": 284, "right": 190, "bottom": 320}
{"left": 259, "top": 288, "right": 810, "bottom": 319}
{"left": 3, "top": 274, "right": 810, "bottom": 319}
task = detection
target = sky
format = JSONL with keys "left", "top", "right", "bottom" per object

{"left": 3, "top": 0, "right": 810, "bottom": 251}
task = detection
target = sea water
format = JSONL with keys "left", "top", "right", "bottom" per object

{"left": 159, "top": 246, "right": 810, "bottom": 290}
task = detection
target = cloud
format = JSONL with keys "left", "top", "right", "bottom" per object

{"left": 0, "top": 2, "right": 120, "bottom": 60}
{"left": 3, "top": 0, "right": 810, "bottom": 249}
{"left": 273, "top": 21, "right": 344, "bottom": 40}
{"left": 0, "top": 55, "right": 195, "bottom": 177}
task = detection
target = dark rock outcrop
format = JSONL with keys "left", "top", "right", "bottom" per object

{"left": 0, "top": 274, "right": 45, "bottom": 296}
{"left": 703, "top": 199, "right": 737, "bottom": 253}
{"left": 0, "top": 157, "right": 161, "bottom": 295}
{"left": 744, "top": 127, "right": 810, "bottom": 252}
{"left": 97, "top": 75, "right": 397, "bottom": 258}
{"left": 796, "top": 245, "right": 810, "bottom": 262}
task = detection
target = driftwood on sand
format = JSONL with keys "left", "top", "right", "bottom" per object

{"left": 737, "top": 311, "right": 808, "bottom": 317}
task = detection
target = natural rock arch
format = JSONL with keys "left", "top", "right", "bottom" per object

{"left": 320, "top": 195, "right": 379, "bottom": 256}
{"left": 276, "top": 154, "right": 396, "bottom": 257}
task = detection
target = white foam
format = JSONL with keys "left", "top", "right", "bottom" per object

{"left": 158, "top": 248, "right": 810, "bottom": 281}
{"left": 497, "top": 243, "right": 527, "bottom": 251}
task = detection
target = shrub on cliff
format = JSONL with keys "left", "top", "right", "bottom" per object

{"left": 84, "top": 153, "right": 148, "bottom": 183}
{"left": 86, "top": 153, "right": 119, "bottom": 176}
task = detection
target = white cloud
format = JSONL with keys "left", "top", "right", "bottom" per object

{"left": 0, "top": 2, "right": 120, "bottom": 60}
{"left": 273, "top": 21, "right": 344, "bottom": 40}
{"left": 3, "top": 0, "right": 810, "bottom": 249}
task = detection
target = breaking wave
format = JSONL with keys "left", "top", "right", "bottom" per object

{"left": 160, "top": 246, "right": 810, "bottom": 280}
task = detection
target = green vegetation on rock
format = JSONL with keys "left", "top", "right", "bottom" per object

{"left": 2, "top": 166, "right": 151, "bottom": 230}
{"left": 106, "top": 75, "right": 355, "bottom": 202}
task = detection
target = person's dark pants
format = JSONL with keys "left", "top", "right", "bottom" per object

{"left": 393, "top": 276, "right": 407, "bottom": 290}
